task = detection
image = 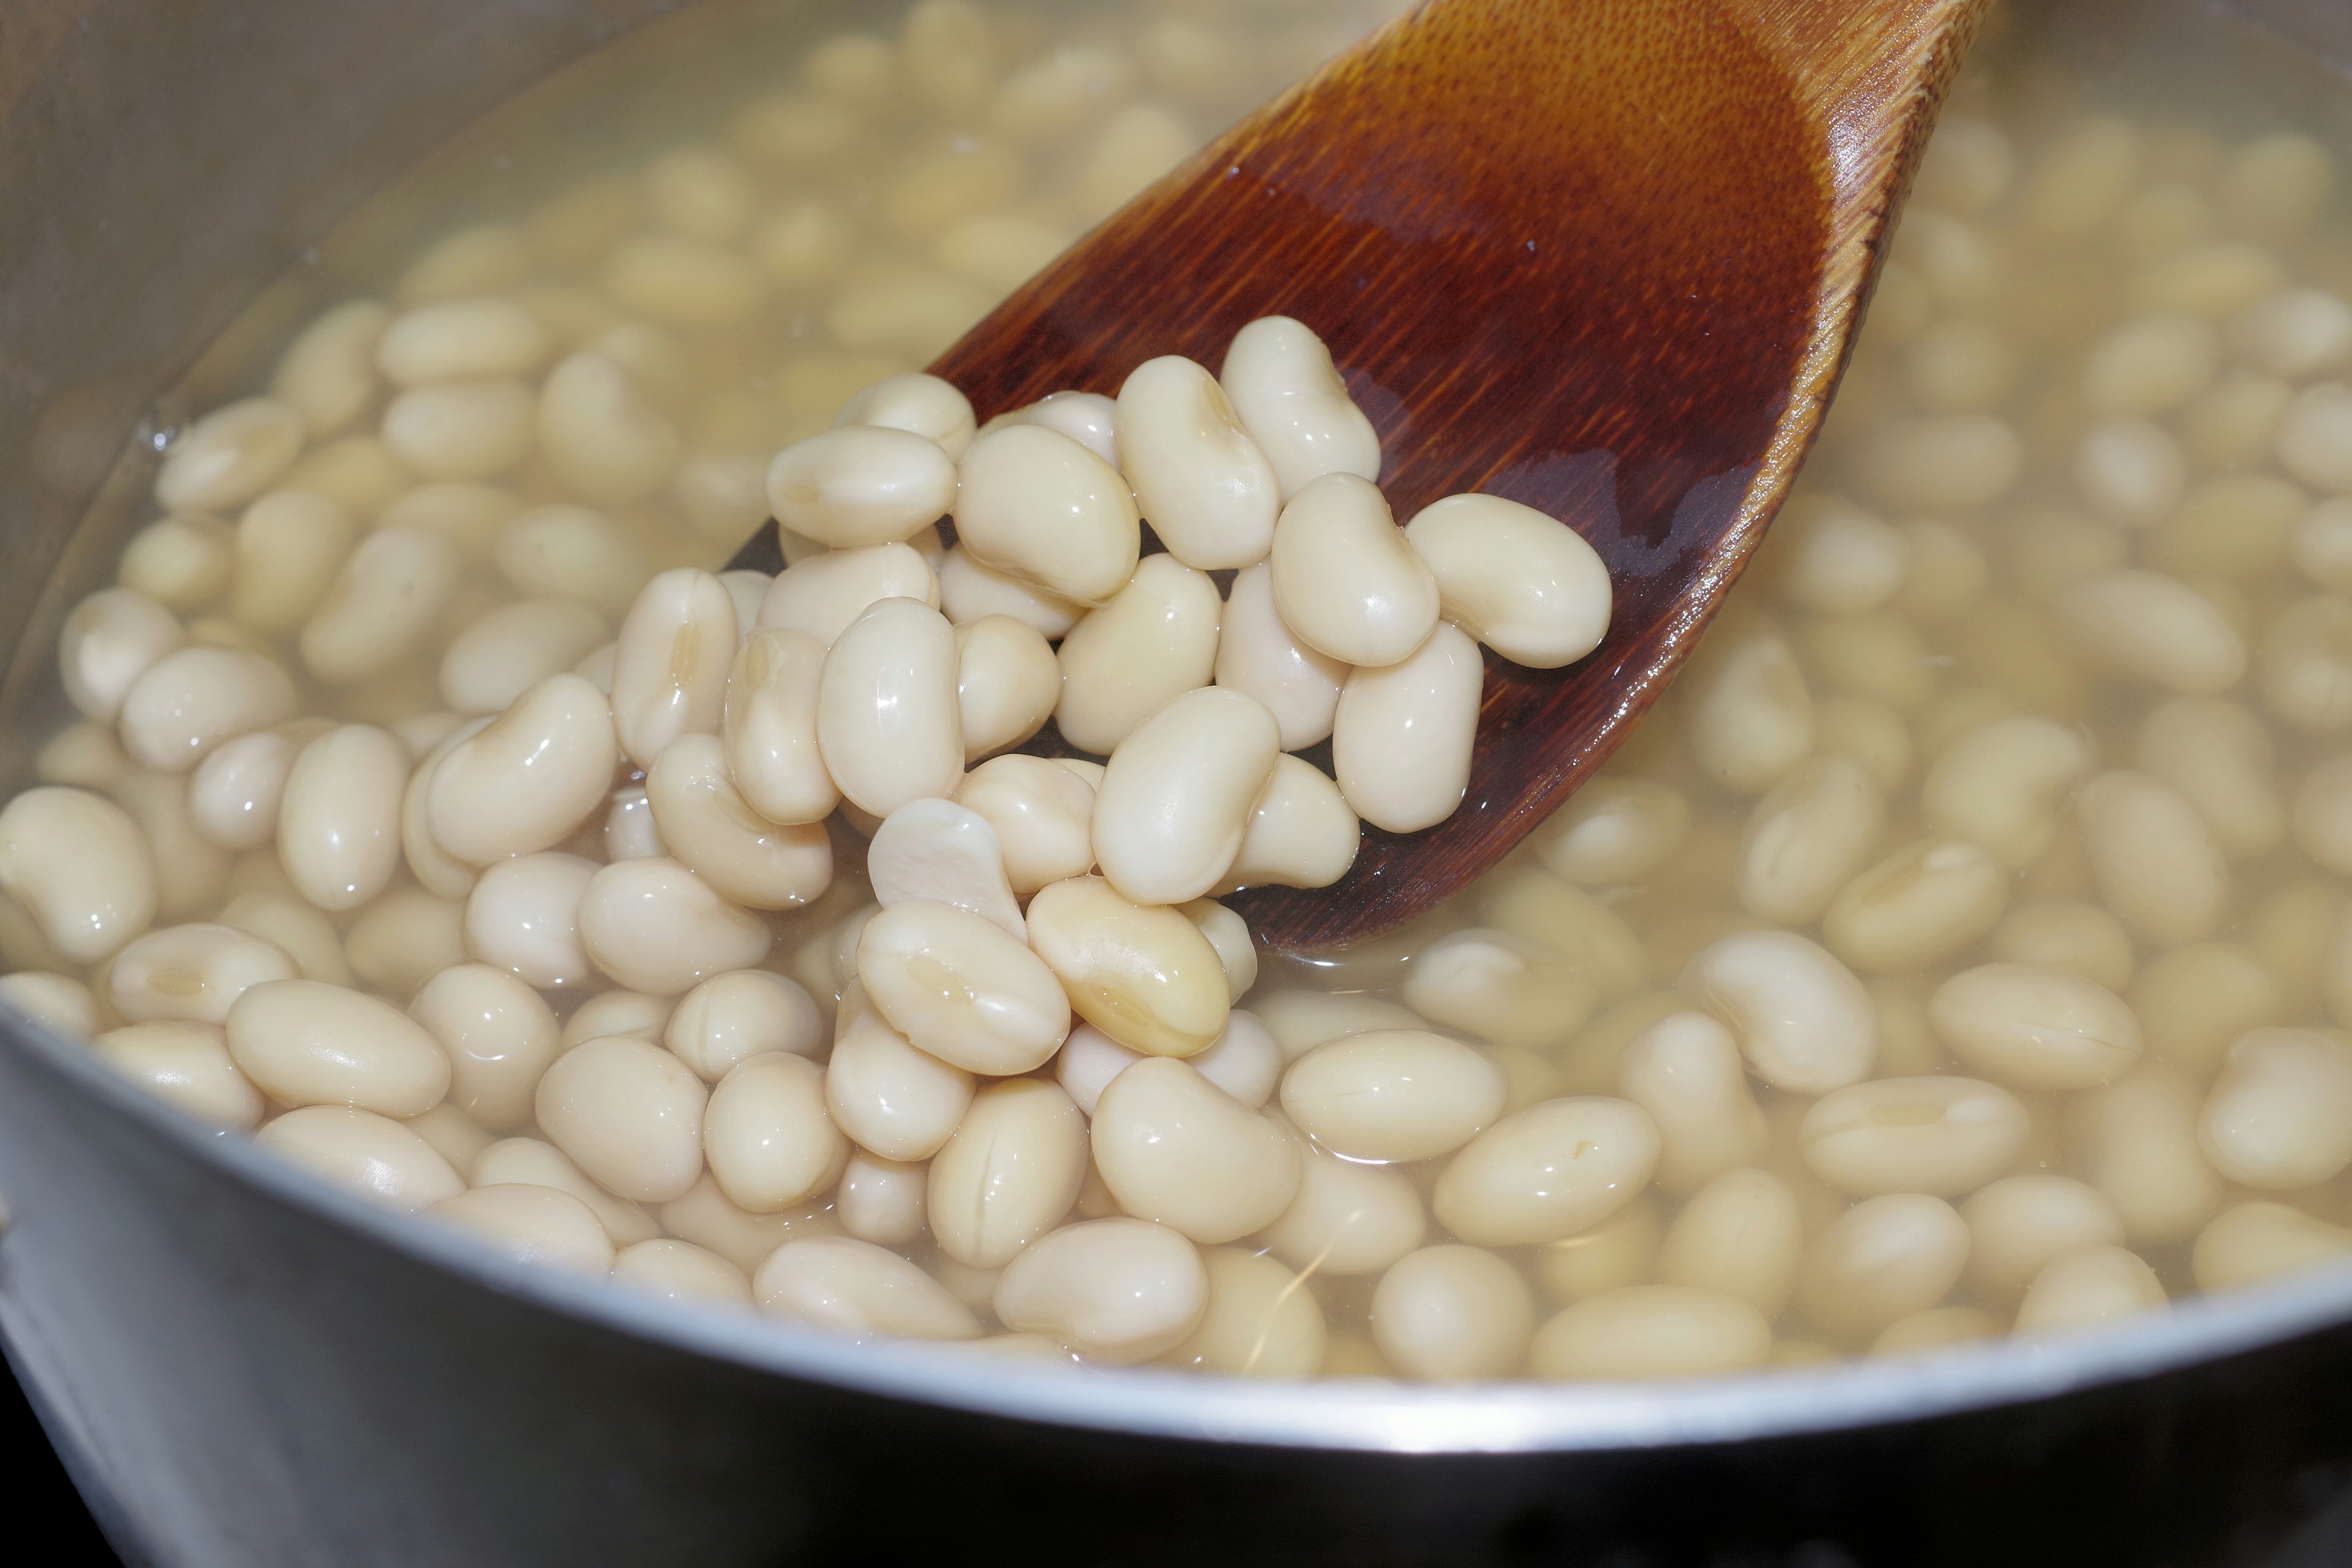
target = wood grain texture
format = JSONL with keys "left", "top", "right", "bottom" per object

{"left": 732, "top": 0, "right": 1989, "bottom": 954}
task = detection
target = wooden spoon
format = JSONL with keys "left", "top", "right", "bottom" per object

{"left": 729, "top": 0, "right": 1991, "bottom": 955}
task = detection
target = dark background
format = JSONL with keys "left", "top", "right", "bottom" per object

{"left": 5, "top": 1349, "right": 122, "bottom": 1566}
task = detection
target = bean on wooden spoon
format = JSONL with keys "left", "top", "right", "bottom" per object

{"left": 732, "top": 0, "right": 1992, "bottom": 955}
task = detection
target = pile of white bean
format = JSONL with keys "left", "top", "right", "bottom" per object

{"left": 10, "top": 0, "right": 2352, "bottom": 1384}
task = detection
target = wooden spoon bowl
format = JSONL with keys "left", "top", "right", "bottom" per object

{"left": 732, "top": 0, "right": 1989, "bottom": 954}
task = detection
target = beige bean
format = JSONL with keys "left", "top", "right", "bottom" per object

{"left": 818, "top": 597, "right": 963, "bottom": 817}
{"left": 259, "top": 1104, "right": 464, "bottom": 1207}
{"left": 756, "top": 1234, "right": 980, "bottom": 1340}
{"left": 1530, "top": 1286, "right": 1771, "bottom": 1381}
{"left": 1870, "top": 1306, "right": 2000, "bottom": 1357}
{"left": 1259, "top": 1131, "right": 1426, "bottom": 1275}
{"left": 2135, "top": 698, "right": 2283, "bottom": 860}
{"left": 2296, "top": 754, "right": 2352, "bottom": 875}
{"left": 0, "top": 788, "right": 155, "bottom": 965}
{"left": 2193, "top": 1201, "right": 2352, "bottom": 1292}
{"left": 1657, "top": 1167, "right": 1802, "bottom": 1316}
{"left": 407, "top": 963, "right": 560, "bottom": 1131}
{"left": 1161, "top": 1247, "right": 1327, "bottom": 1378}
{"left": 1214, "top": 561, "right": 1348, "bottom": 750}
{"left": 1093, "top": 1057, "right": 1300, "bottom": 1242}
{"left": 1370, "top": 1245, "right": 1532, "bottom": 1381}
{"left": 397, "top": 224, "right": 534, "bottom": 305}
{"left": 1988, "top": 901, "right": 2133, "bottom": 992}
{"left": 2199, "top": 1027, "right": 2352, "bottom": 1189}
{"left": 376, "top": 296, "right": 549, "bottom": 386}
{"left": 1615, "top": 1012, "right": 1766, "bottom": 1195}
{"left": 674, "top": 456, "right": 771, "bottom": 545}
{"left": 1399, "top": 927, "right": 1588, "bottom": 1049}
{"left": 1921, "top": 715, "right": 2094, "bottom": 870}
{"left": 1181, "top": 900, "right": 1257, "bottom": 1006}
{"left": 578, "top": 857, "right": 772, "bottom": 997}
{"left": 2260, "top": 596, "right": 2352, "bottom": 739}
{"left": 2015, "top": 1244, "right": 2166, "bottom": 1335}
{"left": 272, "top": 300, "right": 391, "bottom": 438}
{"left": 994, "top": 1217, "right": 1206, "bottom": 1362}
{"left": 471, "top": 1136, "right": 658, "bottom": 1245}
{"left": 1054, "top": 555, "right": 1223, "bottom": 755}
{"left": 2280, "top": 383, "right": 2352, "bottom": 494}
{"left": 108, "top": 922, "right": 294, "bottom": 1025}
{"left": 276, "top": 725, "right": 406, "bottom": 912}
{"left": 1278, "top": 1030, "right": 1506, "bottom": 1163}
{"left": 1113, "top": 355, "right": 1281, "bottom": 570}
{"left": 218, "top": 889, "right": 350, "bottom": 986}
{"left": 2077, "top": 770, "right": 2229, "bottom": 946}
{"left": 561, "top": 990, "right": 673, "bottom": 1050}
{"left": 645, "top": 734, "right": 831, "bottom": 911}
{"left": 952, "top": 424, "right": 1141, "bottom": 605}
{"left": 115, "top": 768, "right": 227, "bottom": 923}
{"left": 2056, "top": 569, "right": 2245, "bottom": 693}
{"left": 425, "top": 674, "right": 616, "bottom": 864}
{"left": 1268, "top": 474, "right": 1438, "bottom": 668}
{"left": 1737, "top": 756, "right": 1885, "bottom": 922}
{"left": 928, "top": 1078, "right": 1088, "bottom": 1267}
{"left": 1928, "top": 963, "right": 2141, "bottom": 1090}
{"left": 1221, "top": 753, "right": 1359, "bottom": 893}
{"left": 2083, "top": 312, "right": 2220, "bottom": 414}
{"left": 533, "top": 1035, "right": 706, "bottom": 1202}
{"left": 660, "top": 1170, "right": 842, "bottom": 1275}
{"left": 867, "top": 797, "right": 1023, "bottom": 938}
{"left": 1219, "top": 316, "right": 1381, "bottom": 500}
{"left": 0, "top": 971, "right": 99, "bottom": 1042}
{"left": 1053, "top": 1022, "right": 1142, "bottom": 1116}
{"left": 834, "top": 372, "right": 976, "bottom": 460}
{"left": 1822, "top": 836, "right": 2007, "bottom": 975}
{"left": 494, "top": 504, "right": 649, "bottom": 618}
{"left": 1403, "top": 493, "right": 1612, "bottom": 668}
{"left": 381, "top": 380, "right": 535, "bottom": 480}
{"left": 157, "top": 397, "right": 305, "bottom": 513}
{"left": 664, "top": 970, "right": 822, "bottom": 1082}
{"left": 464, "top": 851, "right": 597, "bottom": 990}
{"left": 118, "top": 645, "right": 298, "bottom": 773}
{"left": 613, "top": 1238, "right": 753, "bottom": 1305}
{"left": 1092, "top": 687, "right": 1278, "bottom": 905}
{"left": 836, "top": 1151, "right": 928, "bottom": 1246}
{"left": 2068, "top": 1063, "right": 2226, "bottom": 1245}
{"left": 2294, "top": 499, "right": 2352, "bottom": 594}
{"left": 723, "top": 629, "right": 838, "bottom": 826}
{"left": 227, "top": 978, "right": 450, "bottom": 1114}
{"left": 189, "top": 723, "right": 328, "bottom": 851}
{"left": 61, "top": 588, "right": 184, "bottom": 725}
{"left": 278, "top": 437, "right": 407, "bottom": 521}
{"left": 1534, "top": 778, "right": 1690, "bottom": 889}
{"left": 1800, "top": 1076, "right": 2027, "bottom": 1197}
{"left": 1960, "top": 1174, "right": 2125, "bottom": 1305}
{"left": 536, "top": 353, "right": 680, "bottom": 504}
{"left": 955, "top": 755, "right": 1096, "bottom": 897}
{"left": 1532, "top": 1196, "right": 1659, "bottom": 1304}
{"left": 1762, "top": 494, "right": 1911, "bottom": 612}
{"left": 937, "top": 545, "right": 1084, "bottom": 639}
{"left": 35, "top": 719, "right": 130, "bottom": 795}
{"left": 854, "top": 899, "right": 1070, "bottom": 1075}
{"left": 609, "top": 568, "right": 737, "bottom": 769}
{"left": 702, "top": 1052, "right": 847, "bottom": 1213}
{"left": 952, "top": 614, "right": 1058, "bottom": 761}
{"left": 1683, "top": 633, "right": 1813, "bottom": 793}
{"left": 439, "top": 600, "right": 608, "bottom": 717}
{"left": 1331, "top": 621, "right": 1482, "bottom": 834}
{"left": 2073, "top": 418, "right": 2184, "bottom": 527}
{"left": 765, "top": 426, "right": 956, "bottom": 549}
{"left": 343, "top": 888, "right": 466, "bottom": 999}
{"left": 1433, "top": 1096, "right": 1660, "bottom": 1246}
{"left": 824, "top": 981, "right": 975, "bottom": 1161}
{"left": 1795, "top": 1193, "right": 1969, "bottom": 1342}
{"left": 1025, "top": 875, "right": 1230, "bottom": 1057}
{"left": 429, "top": 1184, "right": 615, "bottom": 1275}
{"left": 92, "top": 1021, "right": 266, "bottom": 1131}
{"left": 1679, "top": 929, "right": 1875, "bottom": 1093}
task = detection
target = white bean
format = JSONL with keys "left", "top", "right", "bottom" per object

{"left": 277, "top": 725, "right": 407, "bottom": 911}
{"left": 429, "top": 1184, "right": 615, "bottom": 1274}
{"left": 856, "top": 899, "right": 1070, "bottom": 1074}
{"left": 494, "top": 504, "right": 649, "bottom": 618}
{"left": 472, "top": 1136, "right": 658, "bottom": 1245}
{"left": 382, "top": 380, "right": 535, "bottom": 480}
{"left": 108, "top": 922, "right": 294, "bottom": 1025}
{"left": 701, "top": 1051, "right": 846, "bottom": 1213}
{"left": 1093, "top": 1057, "right": 1300, "bottom": 1242}
{"left": 2055, "top": 569, "right": 2245, "bottom": 693}
{"left": 0, "top": 787, "right": 156, "bottom": 964}
{"left": 756, "top": 1235, "right": 979, "bottom": 1340}
{"left": 1921, "top": 715, "right": 2094, "bottom": 870}
{"left": 2014, "top": 1244, "right": 2166, "bottom": 1335}
{"left": 1163, "top": 1247, "right": 1327, "bottom": 1378}
{"left": 1401, "top": 929, "right": 1593, "bottom": 1051}
{"left": 1530, "top": 1286, "right": 1771, "bottom": 1381}
{"left": 614, "top": 1239, "right": 753, "bottom": 1305}
{"left": 1679, "top": 929, "right": 1875, "bottom": 1093}
{"left": 937, "top": 545, "right": 1084, "bottom": 639}
{"left": 271, "top": 300, "right": 391, "bottom": 439}
{"left": 2193, "top": 1201, "right": 2352, "bottom": 1292}
{"left": 1370, "top": 1245, "right": 1531, "bottom": 1381}
{"left": 818, "top": 597, "right": 963, "bottom": 816}
{"left": 1092, "top": 687, "right": 1278, "bottom": 906}
{"left": 534, "top": 1035, "right": 706, "bottom": 1202}
{"left": 2068, "top": 1063, "right": 2225, "bottom": 1245}
{"left": 1113, "top": 355, "right": 1281, "bottom": 570}
{"left": 1961, "top": 1174, "right": 2125, "bottom": 1305}
{"left": 407, "top": 963, "right": 560, "bottom": 1131}
{"left": 837, "top": 1151, "right": 928, "bottom": 1246}
{"left": 1331, "top": 621, "right": 1482, "bottom": 833}
{"left": 955, "top": 755, "right": 1096, "bottom": 897}
{"left": 1683, "top": 633, "right": 1813, "bottom": 794}
{"left": 1280, "top": 1030, "right": 1506, "bottom": 1163}
{"left": 157, "top": 398, "right": 304, "bottom": 513}
{"left": 1657, "top": 1167, "right": 1801, "bottom": 1316}
{"left": 343, "top": 888, "right": 466, "bottom": 1000}
{"left": 2077, "top": 769, "right": 2230, "bottom": 946}
{"left": 226, "top": 978, "right": 450, "bottom": 1115}
{"left": 439, "top": 600, "right": 608, "bottom": 716}
{"left": 833, "top": 372, "right": 976, "bottom": 460}
{"left": 866, "top": 797, "right": 1023, "bottom": 938}
{"left": 118, "top": 646, "right": 298, "bottom": 772}
{"left": 1219, "top": 316, "right": 1380, "bottom": 500}
{"left": 1025, "top": 875, "right": 1230, "bottom": 1057}
{"left": 993, "top": 1217, "right": 1205, "bottom": 1362}
{"left": 1433, "top": 1096, "right": 1660, "bottom": 1246}
{"left": 464, "top": 851, "right": 596, "bottom": 990}
{"left": 645, "top": 733, "right": 831, "bottom": 911}
{"left": 2136, "top": 697, "right": 2283, "bottom": 858}
{"left": 765, "top": 426, "right": 956, "bottom": 548}
{"left": 425, "top": 674, "right": 617, "bottom": 864}
{"left": 538, "top": 353, "right": 680, "bottom": 504}
{"left": 1270, "top": 473, "right": 1438, "bottom": 668}
{"left": 952, "top": 424, "right": 1141, "bottom": 605}
{"left": 259, "top": 1105, "right": 464, "bottom": 1207}
{"left": 954, "top": 614, "right": 1058, "bottom": 761}
{"left": 757, "top": 540, "right": 944, "bottom": 653}
{"left": 578, "top": 858, "right": 772, "bottom": 997}
{"left": 1738, "top": 755, "right": 1885, "bottom": 922}
{"left": 824, "top": 981, "right": 975, "bottom": 1161}
{"left": 2199, "top": 1027, "right": 2352, "bottom": 1189}
{"left": 60, "top": 588, "right": 183, "bottom": 725}
{"left": 1795, "top": 1192, "right": 1968, "bottom": 1342}
{"left": 723, "top": 629, "right": 838, "bottom": 827}
{"left": 1404, "top": 494, "right": 1611, "bottom": 668}
{"left": 0, "top": 971, "right": 99, "bottom": 1042}
{"left": 1615, "top": 1012, "right": 1766, "bottom": 1195}
{"left": 1221, "top": 753, "right": 1359, "bottom": 892}
{"left": 1213, "top": 561, "right": 1347, "bottom": 750}
{"left": 1929, "top": 963, "right": 2141, "bottom": 1090}
{"left": 928, "top": 1077, "right": 1088, "bottom": 1267}
{"left": 609, "top": 568, "right": 737, "bottom": 769}
{"left": 92, "top": 1021, "right": 266, "bottom": 1131}
{"left": 1799, "top": 1076, "right": 2026, "bottom": 1197}
{"left": 1054, "top": 554, "right": 1223, "bottom": 755}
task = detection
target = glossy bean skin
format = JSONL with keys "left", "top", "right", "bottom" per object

{"left": 426, "top": 674, "right": 619, "bottom": 864}
{"left": 1269, "top": 473, "right": 1439, "bottom": 668}
{"left": 93, "top": 1021, "right": 268, "bottom": 1131}
{"left": 408, "top": 963, "right": 561, "bottom": 1131}
{"left": 1331, "top": 621, "right": 1482, "bottom": 833}
{"left": 856, "top": 899, "right": 1071, "bottom": 1075}
{"left": 646, "top": 733, "right": 833, "bottom": 910}
{"left": 703, "top": 1052, "right": 848, "bottom": 1213}
{"left": 1091, "top": 687, "right": 1279, "bottom": 907}
{"left": 1025, "top": 876, "right": 1230, "bottom": 1057}
{"left": 1052, "top": 554, "right": 1223, "bottom": 755}
{"left": 1215, "top": 562, "right": 1348, "bottom": 750}
{"left": 1529, "top": 1286, "right": 1773, "bottom": 1381}
{"left": 534, "top": 1035, "right": 709, "bottom": 1204}
{"left": 1093, "top": 1057, "right": 1301, "bottom": 1243}
{"left": 1280, "top": 1030, "right": 1506, "bottom": 1163}
{"left": 993, "top": 1217, "right": 1206, "bottom": 1362}
{"left": 1433, "top": 1096, "right": 1661, "bottom": 1247}
{"left": 258, "top": 1105, "right": 464, "bottom": 1208}
{"left": 227, "top": 979, "right": 451, "bottom": 1115}
{"left": 927, "top": 1077, "right": 1088, "bottom": 1267}
{"left": 1404, "top": 493, "right": 1612, "bottom": 669}
{"left": 1370, "top": 1245, "right": 1533, "bottom": 1381}
{"left": 1114, "top": 354, "right": 1281, "bottom": 570}
{"left": 952, "top": 423, "right": 1141, "bottom": 605}
{"left": 817, "top": 597, "right": 964, "bottom": 817}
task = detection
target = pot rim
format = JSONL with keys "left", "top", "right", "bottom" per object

{"left": 10, "top": 1006, "right": 2346, "bottom": 1453}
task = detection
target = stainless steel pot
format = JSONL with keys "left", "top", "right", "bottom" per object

{"left": 9, "top": 2, "right": 2352, "bottom": 1564}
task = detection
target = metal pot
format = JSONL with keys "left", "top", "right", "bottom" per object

{"left": 7, "top": 1, "right": 2352, "bottom": 1564}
